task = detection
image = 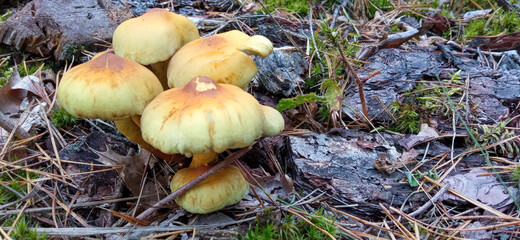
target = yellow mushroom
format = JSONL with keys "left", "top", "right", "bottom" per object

{"left": 112, "top": 8, "right": 199, "bottom": 89}
{"left": 167, "top": 30, "right": 273, "bottom": 89}
{"left": 170, "top": 165, "right": 249, "bottom": 214}
{"left": 140, "top": 76, "right": 284, "bottom": 167}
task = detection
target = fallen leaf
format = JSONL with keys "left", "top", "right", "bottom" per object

{"left": 0, "top": 69, "right": 44, "bottom": 114}
{"left": 91, "top": 146, "right": 156, "bottom": 196}
{"left": 441, "top": 169, "right": 516, "bottom": 211}
{"left": 399, "top": 124, "right": 440, "bottom": 150}
{"left": 400, "top": 148, "right": 419, "bottom": 163}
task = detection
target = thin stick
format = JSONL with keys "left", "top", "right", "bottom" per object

{"left": 1, "top": 217, "right": 255, "bottom": 237}
{"left": 335, "top": 41, "right": 369, "bottom": 119}
{"left": 407, "top": 185, "right": 449, "bottom": 218}
{"left": 0, "top": 111, "right": 31, "bottom": 141}
{"left": 130, "top": 146, "right": 252, "bottom": 224}
{"left": 0, "top": 195, "right": 155, "bottom": 216}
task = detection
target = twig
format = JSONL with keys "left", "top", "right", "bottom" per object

{"left": 0, "top": 195, "right": 155, "bottom": 216}
{"left": 308, "top": 5, "right": 324, "bottom": 70}
{"left": 0, "top": 111, "right": 32, "bottom": 142}
{"left": 1, "top": 217, "right": 255, "bottom": 237}
{"left": 434, "top": 42, "right": 465, "bottom": 69}
{"left": 335, "top": 40, "right": 369, "bottom": 119}
{"left": 129, "top": 146, "right": 252, "bottom": 224}
{"left": 407, "top": 185, "right": 449, "bottom": 218}
{"left": 201, "top": 20, "right": 233, "bottom": 37}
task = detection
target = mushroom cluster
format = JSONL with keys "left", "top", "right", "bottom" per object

{"left": 57, "top": 8, "right": 284, "bottom": 214}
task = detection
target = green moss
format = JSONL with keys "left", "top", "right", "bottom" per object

{"left": 389, "top": 101, "right": 421, "bottom": 134}
{"left": 17, "top": 62, "right": 52, "bottom": 78}
{"left": 2, "top": 215, "right": 49, "bottom": 240}
{"left": 237, "top": 208, "right": 340, "bottom": 240}
{"left": 0, "top": 56, "right": 14, "bottom": 87}
{"left": 0, "top": 156, "right": 41, "bottom": 205}
{"left": 278, "top": 21, "right": 359, "bottom": 128}
{"left": 61, "top": 43, "right": 85, "bottom": 61}
{"left": 464, "top": 9, "right": 520, "bottom": 38}
{"left": 52, "top": 109, "right": 78, "bottom": 128}
{"left": 511, "top": 166, "right": 520, "bottom": 182}
{"left": 368, "top": 0, "right": 394, "bottom": 16}
{"left": 258, "top": 0, "right": 311, "bottom": 15}
{"left": 389, "top": 71, "right": 464, "bottom": 134}
{"left": 0, "top": 10, "right": 11, "bottom": 22}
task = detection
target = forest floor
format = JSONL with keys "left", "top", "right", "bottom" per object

{"left": 0, "top": 0, "right": 520, "bottom": 239}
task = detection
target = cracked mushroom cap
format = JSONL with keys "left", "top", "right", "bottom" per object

{"left": 170, "top": 165, "right": 249, "bottom": 214}
{"left": 57, "top": 50, "right": 163, "bottom": 120}
{"left": 112, "top": 8, "right": 199, "bottom": 65}
{"left": 140, "top": 76, "right": 283, "bottom": 156}
{"left": 167, "top": 30, "right": 273, "bottom": 89}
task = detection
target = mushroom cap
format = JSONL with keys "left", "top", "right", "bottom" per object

{"left": 112, "top": 8, "right": 199, "bottom": 65}
{"left": 260, "top": 105, "right": 285, "bottom": 136}
{"left": 141, "top": 77, "right": 281, "bottom": 156}
{"left": 57, "top": 50, "right": 163, "bottom": 120}
{"left": 171, "top": 165, "right": 249, "bottom": 214}
{"left": 167, "top": 30, "right": 273, "bottom": 89}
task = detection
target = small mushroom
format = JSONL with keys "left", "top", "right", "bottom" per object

{"left": 170, "top": 165, "right": 249, "bottom": 214}
{"left": 140, "top": 76, "right": 284, "bottom": 167}
{"left": 112, "top": 8, "right": 199, "bottom": 89}
{"left": 57, "top": 50, "right": 163, "bottom": 120}
{"left": 167, "top": 30, "right": 273, "bottom": 89}
{"left": 57, "top": 50, "right": 170, "bottom": 158}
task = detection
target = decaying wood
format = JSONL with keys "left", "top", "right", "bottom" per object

{"left": 0, "top": 0, "right": 132, "bottom": 59}
{"left": 259, "top": 130, "right": 493, "bottom": 219}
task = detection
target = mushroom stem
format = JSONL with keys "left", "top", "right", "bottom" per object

{"left": 114, "top": 118, "right": 174, "bottom": 161}
{"left": 150, "top": 59, "right": 170, "bottom": 90}
{"left": 190, "top": 151, "right": 218, "bottom": 168}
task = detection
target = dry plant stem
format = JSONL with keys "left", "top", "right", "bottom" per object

{"left": 130, "top": 146, "right": 252, "bottom": 224}
{"left": 2, "top": 217, "right": 256, "bottom": 237}
{"left": 0, "top": 195, "right": 155, "bottom": 216}
{"left": 335, "top": 41, "right": 369, "bottom": 119}
{"left": 407, "top": 185, "right": 449, "bottom": 218}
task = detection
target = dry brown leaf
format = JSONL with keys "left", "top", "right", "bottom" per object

{"left": 441, "top": 169, "right": 517, "bottom": 211}
{"left": 91, "top": 147, "right": 156, "bottom": 196}
{"left": 0, "top": 69, "right": 44, "bottom": 114}
{"left": 398, "top": 124, "right": 440, "bottom": 150}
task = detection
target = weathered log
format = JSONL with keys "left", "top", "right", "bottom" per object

{"left": 0, "top": 0, "right": 132, "bottom": 60}
{"left": 254, "top": 130, "right": 488, "bottom": 219}
{"left": 253, "top": 47, "right": 308, "bottom": 97}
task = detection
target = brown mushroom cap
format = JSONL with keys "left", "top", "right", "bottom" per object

{"left": 167, "top": 30, "right": 273, "bottom": 89}
{"left": 112, "top": 8, "right": 199, "bottom": 65}
{"left": 57, "top": 50, "right": 163, "bottom": 120}
{"left": 170, "top": 165, "right": 249, "bottom": 214}
{"left": 140, "top": 76, "right": 282, "bottom": 156}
